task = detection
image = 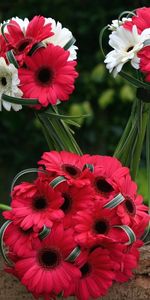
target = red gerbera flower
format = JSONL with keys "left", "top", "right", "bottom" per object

{"left": 115, "top": 240, "right": 143, "bottom": 283}
{"left": 4, "top": 178, "right": 64, "bottom": 230}
{"left": 65, "top": 247, "right": 114, "bottom": 300}
{"left": 18, "top": 44, "right": 78, "bottom": 107}
{"left": 0, "top": 34, "right": 7, "bottom": 58}
{"left": 117, "top": 175, "right": 149, "bottom": 225}
{"left": 14, "top": 225, "right": 81, "bottom": 297}
{"left": 83, "top": 155, "right": 129, "bottom": 202}
{"left": 6, "top": 16, "right": 53, "bottom": 65}
{"left": 123, "top": 7, "right": 150, "bottom": 33}
{"left": 3, "top": 222, "right": 39, "bottom": 257}
{"left": 39, "top": 151, "right": 90, "bottom": 186}
{"left": 55, "top": 181, "right": 95, "bottom": 228}
{"left": 73, "top": 203, "right": 127, "bottom": 247}
{"left": 137, "top": 46, "right": 150, "bottom": 81}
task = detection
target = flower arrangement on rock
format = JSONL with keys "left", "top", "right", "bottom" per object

{"left": 0, "top": 9, "right": 150, "bottom": 300}
{"left": 1, "top": 151, "right": 149, "bottom": 300}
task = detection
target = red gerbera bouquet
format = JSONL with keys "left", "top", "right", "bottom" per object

{"left": 1, "top": 151, "right": 149, "bottom": 300}
{"left": 0, "top": 9, "right": 150, "bottom": 300}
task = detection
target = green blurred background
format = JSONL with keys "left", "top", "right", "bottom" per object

{"left": 0, "top": 0, "right": 149, "bottom": 206}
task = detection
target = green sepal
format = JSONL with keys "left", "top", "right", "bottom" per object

{"left": 39, "top": 225, "right": 51, "bottom": 240}
{"left": 2, "top": 94, "right": 39, "bottom": 106}
{"left": 104, "top": 193, "right": 125, "bottom": 209}
{"left": 28, "top": 42, "right": 45, "bottom": 56}
{"left": 50, "top": 176, "right": 66, "bottom": 189}
{"left": 6, "top": 50, "right": 19, "bottom": 68}
{"left": 0, "top": 221, "right": 13, "bottom": 266}
{"left": 11, "top": 168, "right": 49, "bottom": 193}
{"left": 113, "top": 225, "right": 136, "bottom": 245}
{"left": 83, "top": 164, "right": 94, "bottom": 172}
{"left": 65, "top": 246, "right": 81, "bottom": 262}
{"left": 64, "top": 36, "right": 76, "bottom": 50}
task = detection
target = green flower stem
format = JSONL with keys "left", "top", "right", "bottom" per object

{"left": 0, "top": 204, "right": 11, "bottom": 211}
{"left": 130, "top": 103, "right": 150, "bottom": 179}
{"left": 36, "top": 106, "right": 82, "bottom": 155}
{"left": 114, "top": 97, "right": 150, "bottom": 180}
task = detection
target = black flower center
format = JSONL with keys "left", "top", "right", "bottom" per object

{"left": 37, "top": 67, "right": 54, "bottom": 85}
{"left": 124, "top": 197, "right": 136, "bottom": 215}
{"left": 38, "top": 248, "right": 61, "bottom": 269}
{"left": 80, "top": 262, "right": 91, "bottom": 277}
{"left": 62, "top": 164, "right": 81, "bottom": 178}
{"left": 20, "top": 227, "right": 33, "bottom": 235}
{"left": 17, "top": 38, "right": 32, "bottom": 53}
{"left": 61, "top": 193, "right": 72, "bottom": 213}
{"left": 127, "top": 46, "right": 134, "bottom": 52}
{"left": 1, "top": 77, "right": 7, "bottom": 86}
{"left": 33, "top": 197, "right": 47, "bottom": 210}
{"left": 94, "top": 219, "right": 109, "bottom": 234}
{"left": 94, "top": 177, "right": 114, "bottom": 194}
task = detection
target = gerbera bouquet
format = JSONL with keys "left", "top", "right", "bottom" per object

{"left": 0, "top": 9, "right": 150, "bottom": 300}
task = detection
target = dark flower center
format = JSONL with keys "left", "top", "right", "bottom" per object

{"left": 94, "top": 177, "right": 114, "bottom": 194}
{"left": 17, "top": 38, "right": 32, "bottom": 53}
{"left": 61, "top": 193, "right": 72, "bottom": 213}
{"left": 62, "top": 164, "right": 81, "bottom": 178}
{"left": 37, "top": 67, "right": 54, "bottom": 85}
{"left": 80, "top": 262, "right": 91, "bottom": 277}
{"left": 33, "top": 197, "right": 47, "bottom": 210}
{"left": 1, "top": 77, "right": 7, "bottom": 86}
{"left": 124, "top": 197, "right": 136, "bottom": 215}
{"left": 94, "top": 219, "right": 109, "bottom": 234}
{"left": 38, "top": 248, "right": 61, "bottom": 269}
{"left": 20, "top": 227, "right": 33, "bottom": 235}
{"left": 127, "top": 46, "right": 134, "bottom": 52}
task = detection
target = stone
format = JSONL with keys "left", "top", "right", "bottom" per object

{"left": 0, "top": 246, "right": 150, "bottom": 300}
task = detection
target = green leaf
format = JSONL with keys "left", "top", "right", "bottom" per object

{"left": 83, "top": 164, "right": 94, "bottom": 172}
{"left": 0, "top": 221, "right": 13, "bottom": 266}
{"left": 119, "top": 71, "right": 150, "bottom": 90}
{"left": 113, "top": 225, "right": 136, "bottom": 245}
{"left": 143, "top": 39, "right": 150, "bottom": 47}
{"left": 1, "top": 22, "right": 9, "bottom": 42}
{"left": 65, "top": 246, "right": 81, "bottom": 262}
{"left": 50, "top": 176, "right": 66, "bottom": 189}
{"left": 118, "top": 10, "right": 135, "bottom": 22}
{"left": 99, "top": 25, "right": 108, "bottom": 58}
{"left": 28, "top": 42, "right": 45, "bottom": 56}
{"left": 39, "top": 225, "right": 51, "bottom": 240}
{"left": 104, "top": 193, "right": 125, "bottom": 209}
{"left": 6, "top": 50, "right": 19, "bottom": 68}
{"left": 0, "top": 204, "right": 11, "bottom": 211}
{"left": 44, "top": 111, "right": 89, "bottom": 120}
{"left": 2, "top": 94, "right": 39, "bottom": 105}
{"left": 11, "top": 168, "right": 49, "bottom": 193}
{"left": 64, "top": 36, "right": 76, "bottom": 50}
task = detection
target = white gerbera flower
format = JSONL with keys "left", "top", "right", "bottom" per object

{"left": 44, "top": 17, "right": 78, "bottom": 61}
{"left": 0, "top": 17, "right": 29, "bottom": 35}
{"left": 11, "top": 17, "right": 29, "bottom": 34}
{"left": 108, "top": 17, "right": 132, "bottom": 31}
{"left": 0, "top": 57, "right": 23, "bottom": 111}
{"left": 104, "top": 25, "right": 150, "bottom": 77}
